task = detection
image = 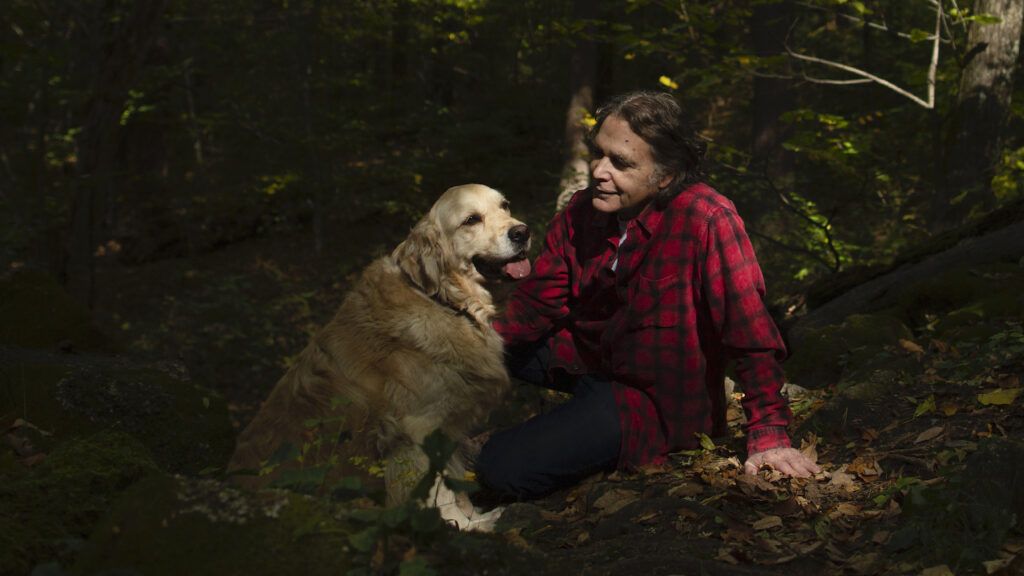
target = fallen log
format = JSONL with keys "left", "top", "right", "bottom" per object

{"left": 788, "top": 199, "right": 1024, "bottom": 346}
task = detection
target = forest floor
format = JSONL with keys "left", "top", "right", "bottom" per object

{"left": 81, "top": 209, "right": 1024, "bottom": 576}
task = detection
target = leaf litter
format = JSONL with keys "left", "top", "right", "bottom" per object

{"left": 497, "top": 320, "right": 1024, "bottom": 575}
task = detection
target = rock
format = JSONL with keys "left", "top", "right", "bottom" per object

{"left": 74, "top": 475, "right": 353, "bottom": 576}
{"left": 886, "top": 438, "right": 1024, "bottom": 570}
{"left": 785, "top": 313, "right": 913, "bottom": 388}
{"left": 0, "top": 431, "right": 159, "bottom": 575}
{"left": 0, "top": 270, "right": 117, "bottom": 352}
{"left": 0, "top": 348, "right": 233, "bottom": 474}
{"left": 75, "top": 475, "right": 542, "bottom": 576}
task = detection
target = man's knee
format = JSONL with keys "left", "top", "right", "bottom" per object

{"left": 475, "top": 443, "right": 529, "bottom": 497}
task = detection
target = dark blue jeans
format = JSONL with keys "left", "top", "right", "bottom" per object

{"left": 475, "top": 341, "right": 621, "bottom": 500}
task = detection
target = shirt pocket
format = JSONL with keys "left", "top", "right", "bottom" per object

{"left": 626, "top": 273, "right": 685, "bottom": 328}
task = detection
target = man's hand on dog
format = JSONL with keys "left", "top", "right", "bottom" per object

{"left": 743, "top": 447, "right": 821, "bottom": 478}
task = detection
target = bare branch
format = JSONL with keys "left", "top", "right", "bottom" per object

{"left": 793, "top": 1, "right": 950, "bottom": 43}
{"left": 800, "top": 74, "right": 873, "bottom": 86}
{"left": 926, "top": 1, "right": 942, "bottom": 109}
{"left": 785, "top": 2, "right": 944, "bottom": 109}
{"left": 786, "top": 48, "right": 933, "bottom": 107}
{"left": 747, "top": 228, "right": 837, "bottom": 272}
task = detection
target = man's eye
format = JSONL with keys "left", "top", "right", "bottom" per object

{"left": 462, "top": 214, "right": 482, "bottom": 226}
{"left": 610, "top": 156, "right": 628, "bottom": 169}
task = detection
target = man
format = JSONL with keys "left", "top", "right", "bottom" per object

{"left": 476, "top": 91, "right": 819, "bottom": 499}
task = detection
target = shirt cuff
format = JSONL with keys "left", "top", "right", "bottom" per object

{"left": 746, "top": 426, "right": 792, "bottom": 455}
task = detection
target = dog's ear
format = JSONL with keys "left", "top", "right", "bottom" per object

{"left": 392, "top": 218, "right": 447, "bottom": 296}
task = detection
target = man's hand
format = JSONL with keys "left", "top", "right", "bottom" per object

{"left": 744, "top": 447, "right": 820, "bottom": 478}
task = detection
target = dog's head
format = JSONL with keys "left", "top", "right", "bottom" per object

{"left": 393, "top": 184, "right": 531, "bottom": 297}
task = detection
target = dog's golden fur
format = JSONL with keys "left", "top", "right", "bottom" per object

{"left": 228, "top": 184, "right": 529, "bottom": 522}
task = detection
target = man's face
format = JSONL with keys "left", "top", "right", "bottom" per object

{"left": 589, "top": 114, "right": 672, "bottom": 218}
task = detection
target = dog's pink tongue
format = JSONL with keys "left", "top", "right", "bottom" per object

{"left": 502, "top": 258, "right": 532, "bottom": 279}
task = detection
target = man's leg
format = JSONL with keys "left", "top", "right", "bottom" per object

{"left": 475, "top": 374, "right": 621, "bottom": 500}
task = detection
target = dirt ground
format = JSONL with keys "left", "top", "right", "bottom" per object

{"left": 83, "top": 211, "right": 1024, "bottom": 575}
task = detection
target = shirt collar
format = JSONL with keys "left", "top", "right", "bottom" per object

{"left": 586, "top": 190, "right": 664, "bottom": 237}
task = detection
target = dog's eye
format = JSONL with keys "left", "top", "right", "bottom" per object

{"left": 462, "top": 214, "right": 482, "bottom": 226}
{"left": 500, "top": 200, "right": 510, "bottom": 212}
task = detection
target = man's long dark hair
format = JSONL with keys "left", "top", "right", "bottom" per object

{"left": 587, "top": 90, "right": 707, "bottom": 208}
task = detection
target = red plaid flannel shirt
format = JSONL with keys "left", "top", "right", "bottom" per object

{"left": 494, "top": 183, "right": 793, "bottom": 468}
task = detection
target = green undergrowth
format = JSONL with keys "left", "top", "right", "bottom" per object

{"left": 0, "top": 431, "right": 158, "bottom": 575}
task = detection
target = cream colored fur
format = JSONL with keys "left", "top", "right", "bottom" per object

{"left": 228, "top": 184, "right": 527, "bottom": 531}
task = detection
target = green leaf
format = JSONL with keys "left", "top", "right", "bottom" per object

{"left": 410, "top": 507, "right": 443, "bottom": 534}
{"left": 266, "top": 442, "right": 301, "bottom": 466}
{"left": 698, "top": 433, "right": 715, "bottom": 452}
{"left": 967, "top": 13, "right": 1002, "bottom": 25}
{"left": 271, "top": 466, "right": 328, "bottom": 493}
{"left": 913, "top": 395, "right": 936, "bottom": 418}
{"left": 380, "top": 504, "right": 411, "bottom": 528}
{"left": 399, "top": 557, "right": 437, "bottom": 576}
{"left": 908, "top": 28, "right": 932, "bottom": 43}
{"left": 347, "top": 508, "right": 383, "bottom": 523}
{"left": 348, "top": 526, "right": 379, "bottom": 553}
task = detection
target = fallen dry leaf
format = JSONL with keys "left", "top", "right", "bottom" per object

{"left": 751, "top": 515, "right": 783, "bottom": 531}
{"left": 834, "top": 503, "right": 861, "bottom": 516}
{"left": 978, "top": 388, "right": 1021, "bottom": 406}
{"left": 827, "top": 466, "right": 859, "bottom": 493}
{"left": 914, "top": 426, "right": 944, "bottom": 444}
{"left": 982, "top": 557, "right": 1013, "bottom": 574}
{"left": 503, "top": 528, "right": 532, "bottom": 551}
{"left": 914, "top": 395, "right": 936, "bottom": 417}
{"left": 848, "top": 455, "right": 883, "bottom": 480}
{"left": 940, "top": 401, "right": 960, "bottom": 417}
{"left": 715, "top": 546, "right": 741, "bottom": 565}
{"left": 799, "top": 433, "right": 819, "bottom": 463}
{"left": 676, "top": 507, "right": 700, "bottom": 520}
{"left": 872, "top": 530, "right": 891, "bottom": 544}
{"left": 849, "top": 552, "right": 879, "bottom": 575}
{"left": 575, "top": 531, "right": 590, "bottom": 545}
{"left": 592, "top": 488, "right": 639, "bottom": 517}
{"left": 763, "top": 553, "right": 798, "bottom": 565}
{"left": 735, "top": 473, "right": 776, "bottom": 497}
{"left": 920, "top": 565, "right": 954, "bottom": 576}
{"left": 899, "top": 339, "right": 925, "bottom": 356}
{"left": 667, "top": 481, "right": 704, "bottom": 498}
{"left": 632, "top": 510, "right": 659, "bottom": 523}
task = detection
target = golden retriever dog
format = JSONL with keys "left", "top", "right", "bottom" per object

{"left": 228, "top": 184, "right": 530, "bottom": 531}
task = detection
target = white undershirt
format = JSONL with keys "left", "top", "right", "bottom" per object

{"left": 610, "top": 219, "right": 629, "bottom": 272}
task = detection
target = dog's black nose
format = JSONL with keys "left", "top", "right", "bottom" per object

{"left": 508, "top": 224, "right": 530, "bottom": 245}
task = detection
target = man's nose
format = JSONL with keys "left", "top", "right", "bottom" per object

{"left": 591, "top": 157, "right": 610, "bottom": 179}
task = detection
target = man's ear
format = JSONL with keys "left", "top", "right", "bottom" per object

{"left": 392, "top": 218, "right": 447, "bottom": 296}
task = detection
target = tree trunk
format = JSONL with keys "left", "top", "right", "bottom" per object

{"left": 556, "top": 0, "right": 598, "bottom": 212}
{"left": 936, "top": 0, "right": 1023, "bottom": 232}
{"left": 750, "top": 1, "right": 795, "bottom": 179}
{"left": 66, "top": 0, "right": 169, "bottom": 308}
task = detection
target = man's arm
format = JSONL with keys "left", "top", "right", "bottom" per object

{"left": 701, "top": 207, "right": 819, "bottom": 478}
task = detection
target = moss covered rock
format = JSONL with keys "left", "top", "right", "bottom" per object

{"left": 797, "top": 369, "right": 912, "bottom": 441}
{"left": 895, "top": 262, "right": 1024, "bottom": 328}
{"left": 785, "top": 313, "right": 913, "bottom": 388}
{"left": 74, "top": 475, "right": 353, "bottom": 576}
{"left": 0, "top": 348, "right": 233, "bottom": 474}
{"left": 75, "top": 475, "right": 541, "bottom": 576}
{"left": 0, "top": 431, "right": 159, "bottom": 575}
{"left": 0, "top": 269, "right": 117, "bottom": 352}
